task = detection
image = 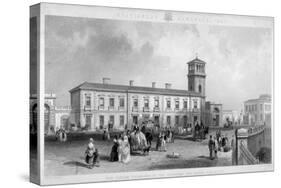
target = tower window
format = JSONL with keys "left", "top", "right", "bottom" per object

{"left": 198, "top": 85, "right": 202, "bottom": 93}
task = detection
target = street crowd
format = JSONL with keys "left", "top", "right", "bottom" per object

{"left": 208, "top": 130, "right": 236, "bottom": 163}
{"left": 64, "top": 122, "right": 238, "bottom": 169}
{"left": 84, "top": 124, "right": 175, "bottom": 169}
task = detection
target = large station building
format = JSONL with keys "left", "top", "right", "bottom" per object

{"left": 30, "top": 57, "right": 224, "bottom": 134}
{"left": 69, "top": 57, "right": 207, "bottom": 131}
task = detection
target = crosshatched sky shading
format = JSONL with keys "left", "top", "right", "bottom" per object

{"left": 44, "top": 15, "right": 273, "bottom": 110}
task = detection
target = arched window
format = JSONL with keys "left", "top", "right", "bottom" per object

{"left": 198, "top": 85, "right": 202, "bottom": 93}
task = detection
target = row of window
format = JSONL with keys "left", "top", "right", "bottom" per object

{"left": 189, "top": 64, "right": 205, "bottom": 73}
{"left": 85, "top": 96, "right": 125, "bottom": 108}
{"left": 245, "top": 103, "right": 271, "bottom": 112}
{"left": 132, "top": 98, "right": 198, "bottom": 109}
{"left": 97, "top": 115, "right": 193, "bottom": 127}
{"left": 86, "top": 95, "right": 198, "bottom": 110}
{"left": 99, "top": 115, "right": 125, "bottom": 127}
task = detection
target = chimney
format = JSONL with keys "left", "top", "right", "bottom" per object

{"left": 129, "top": 80, "right": 134, "bottom": 86}
{"left": 152, "top": 82, "right": 156, "bottom": 88}
{"left": 165, "top": 83, "right": 171, "bottom": 89}
{"left": 102, "top": 77, "right": 110, "bottom": 84}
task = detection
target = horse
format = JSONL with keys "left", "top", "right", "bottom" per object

{"left": 129, "top": 131, "right": 149, "bottom": 155}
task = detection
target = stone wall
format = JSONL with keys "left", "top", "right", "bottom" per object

{"left": 236, "top": 126, "right": 266, "bottom": 165}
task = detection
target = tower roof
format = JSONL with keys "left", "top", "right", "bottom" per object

{"left": 187, "top": 57, "right": 206, "bottom": 64}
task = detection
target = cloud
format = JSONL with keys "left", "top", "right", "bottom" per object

{"left": 45, "top": 16, "right": 272, "bottom": 110}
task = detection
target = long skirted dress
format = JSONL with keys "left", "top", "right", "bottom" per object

{"left": 120, "top": 136, "right": 131, "bottom": 163}
{"left": 110, "top": 139, "right": 119, "bottom": 162}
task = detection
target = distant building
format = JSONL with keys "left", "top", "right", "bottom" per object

{"left": 222, "top": 110, "right": 243, "bottom": 126}
{"left": 205, "top": 102, "right": 223, "bottom": 127}
{"left": 29, "top": 93, "right": 72, "bottom": 134}
{"left": 69, "top": 57, "right": 207, "bottom": 131}
{"left": 243, "top": 94, "right": 271, "bottom": 126}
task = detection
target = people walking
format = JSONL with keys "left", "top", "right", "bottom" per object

{"left": 214, "top": 136, "right": 218, "bottom": 159}
{"left": 231, "top": 134, "right": 237, "bottom": 165}
{"left": 120, "top": 135, "right": 131, "bottom": 163}
{"left": 208, "top": 135, "right": 215, "bottom": 160}
{"left": 110, "top": 135, "right": 119, "bottom": 162}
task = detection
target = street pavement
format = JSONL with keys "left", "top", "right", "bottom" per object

{"left": 44, "top": 130, "right": 234, "bottom": 176}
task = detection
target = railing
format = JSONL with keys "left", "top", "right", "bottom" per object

{"left": 237, "top": 125, "right": 265, "bottom": 138}
{"left": 236, "top": 125, "right": 265, "bottom": 165}
{"left": 239, "top": 142, "right": 259, "bottom": 165}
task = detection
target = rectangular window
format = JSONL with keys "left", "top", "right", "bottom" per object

{"left": 109, "top": 115, "right": 114, "bottom": 125}
{"left": 85, "top": 95, "right": 91, "bottom": 106}
{"left": 109, "top": 98, "right": 115, "bottom": 107}
{"left": 99, "top": 97, "right": 104, "bottom": 107}
{"left": 167, "top": 116, "right": 171, "bottom": 125}
{"left": 175, "top": 116, "right": 179, "bottom": 125}
{"left": 167, "top": 100, "right": 171, "bottom": 108}
{"left": 260, "top": 114, "right": 263, "bottom": 121}
{"left": 194, "top": 100, "right": 198, "bottom": 109}
{"left": 260, "top": 104, "right": 263, "bottom": 111}
{"left": 183, "top": 116, "right": 188, "bottom": 126}
{"left": 120, "top": 115, "right": 124, "bottom": 126}
{"left": 119, "top": 98, "right": 125, "bottom": 107}
{"left": 99, "top": 115, "right": 104, "bottom": 128}
{"left": 85, "top": 115, "right": 91, "bottom": 128}
{"left": 184, "top": 101, "right": 187, "bottom": 109}
{"left": 144, "top": 98, "right": 149, "bottom": 108}
{"left": 154, "top": 99, "right": 159, "bottom": 108}
{"left": 133, "top": 99, "right": 138, "bottom": 107}
{"left": 154, "top": 116, "right": 160, "bottom": 125}
{"left": 175, "top": 100, "right": 179, "bottom": 109}
{"left": 133, "top": 116, "right": 138, "bottom": 125}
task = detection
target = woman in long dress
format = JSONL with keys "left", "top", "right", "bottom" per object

{"left": 117, "top": 135, "right": 123, "bottom": 162}
{"left": 120, "top": 135, "right": 131, "bottom": 163}
{"left": 110, "top": 135, "right": 119, "bottom": 162}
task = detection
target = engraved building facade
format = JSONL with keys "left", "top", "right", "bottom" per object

{"left": 69, "top": 57, "right": 207, "bottom": 131}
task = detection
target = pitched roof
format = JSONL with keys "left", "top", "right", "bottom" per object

{"left": 244, "top": 94, "right": 271, "bottom": 103}
{"left": 69, "top": 82, "right": 203, "bottom": 97}
{"left": 187, "top": 57, "right": 206, "bottom": 64}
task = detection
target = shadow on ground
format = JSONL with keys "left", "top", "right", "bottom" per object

{"left": 148, "top": 157, "right": 218, "bottom": 170}
{"left": 63, "top": 161, "right": 88, "bottom": 168}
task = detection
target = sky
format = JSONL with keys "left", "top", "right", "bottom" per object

{"left": 44, "top": 15, "right": 273, "bottom": 110}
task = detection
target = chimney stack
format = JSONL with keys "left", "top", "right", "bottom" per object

{"left": 102, "top": 77, "right": 110, "bottom": 84}
{"left": 129, "top": 80, "right": 134, "bottom": 86}
{"left": 165, "top": 83, "right": 172, "bottom": 89}
{"left": 152, "top": 82, "right": 156, "bottom": 88}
